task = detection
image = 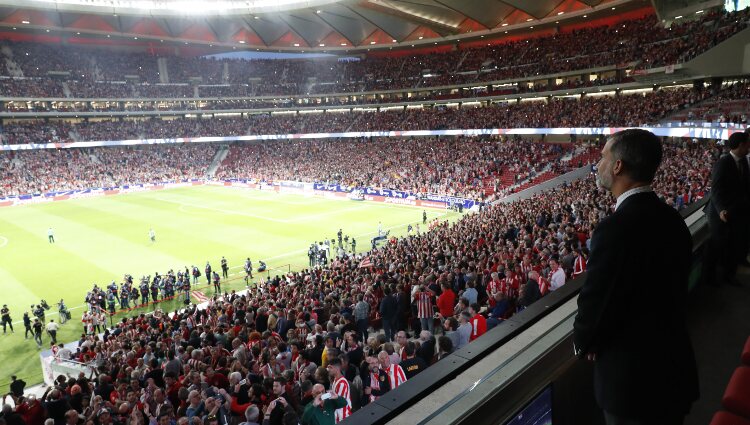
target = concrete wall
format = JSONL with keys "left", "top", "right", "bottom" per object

{"left": 497, "top": 165, "right": 593, "bottom": 204}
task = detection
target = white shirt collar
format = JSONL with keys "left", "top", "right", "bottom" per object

{"left": 615, "top": 185, "right": 653, "bottom": 211}
{"left": 730, "top": 151, "right": 743, "bottom": 162}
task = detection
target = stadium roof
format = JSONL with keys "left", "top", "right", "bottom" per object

{"left": 0, "top": 0, "right": 651, "bottom": 53}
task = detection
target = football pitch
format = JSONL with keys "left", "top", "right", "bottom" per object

{"left": 0, "top": 184, "right": 459, "bottom": 392}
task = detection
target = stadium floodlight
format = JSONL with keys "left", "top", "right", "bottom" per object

{"left": 25, "top": 0, "right": 341, "bottom": 15}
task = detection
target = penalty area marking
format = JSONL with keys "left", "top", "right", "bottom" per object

{"left": 162, "top": 197, "right": 289, "bottom": 223}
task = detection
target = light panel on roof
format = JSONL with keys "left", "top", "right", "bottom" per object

{"left": 25, "top": 0, "right": 340, "bottom": 14}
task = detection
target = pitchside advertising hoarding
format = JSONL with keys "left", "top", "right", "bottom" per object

{"left": 0, "top": 125, "right": 745, "bottom": 152}
{"left": 0, "top": 177, "right": 473, "bottom": 210}
{"left": 313, "top": 183, "right": 476, "bottom": 209}
{"left": 0, "top": 181, "right": 202, "bottom": 207}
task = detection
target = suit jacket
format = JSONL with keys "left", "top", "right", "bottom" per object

{"left": 573, "top": 191, "right": 698, "bottom": 419}
{"left": 519, "top": 279, "right": 541, "bottom": 308}
{"left": 705, "top": 153, "right": 750, "bottom": 227}
{"left": 379, "top": 295, "right": 398, "bottom": 322}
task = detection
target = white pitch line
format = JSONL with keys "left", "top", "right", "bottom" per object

{"left": 285, "top": 204, "right": 371, "bottom": 223}
{"left": 159, "top": 197, "right": 290, "bottom": 223}
{"left": 0, "top": 236, "right": 8, "bottom": 248}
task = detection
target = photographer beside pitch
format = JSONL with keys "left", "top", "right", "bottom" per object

{"left": 573, "top": 130, "right": 698, "bottom": 425}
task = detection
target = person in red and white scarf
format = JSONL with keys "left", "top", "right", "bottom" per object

{"left": 520, "top": 256, "right": 534, "bottom": 277}
{"left": 530, "top": 270, "right": 550, "bottom": 296}
{"left": 487, "top": 272, "right": 502, "bottom": 303}
{"left": 364, "top": 355, "right": 391, "bottom": 403}
{"left": 572, "top": 248, "right": 587, "bottom": 278}
{"left": 548, "top": 257, "right": 566, "bottom": 292}
{"left": 502, "top": 269, "right": 522, "bottom": 301}
{"left": 378, "top": 350, "right": 407, "bottom": 390}
{"left": 326, "top": 357, "right": 352, "bottom": 423}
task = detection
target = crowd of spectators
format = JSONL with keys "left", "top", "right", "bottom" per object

{"left": 215, "top": 137, "right": 570, "bottom": 201}
{"left": 0, "top": 135, "right": 717, "bottom": 425}
{"left": 0, "top": 74, "right": 630, "bottom": 111}
{"left": 0, "top": 121, "right": 73, "bottom": 145}
{"left": 0, "top": 127, "right": 716, "bottom": 207}
{"left": 0, "top": 9, "right": 746, "bottom": 100}
{"left": 680, "top": 80, "right": 750, "bottom": 124}
{"left": 0, "top": 144, "right": 217, "bottom": 198}
{"left": 0, "top": 85, "right": 720, "bottom": 147}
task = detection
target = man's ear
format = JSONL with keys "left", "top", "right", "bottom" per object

{"left": 612, "top": 159, "right": 624, "bottom": 176}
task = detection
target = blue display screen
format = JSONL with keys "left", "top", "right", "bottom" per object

{"left": 504, "top": 386, "right": 553, "bottom": 425}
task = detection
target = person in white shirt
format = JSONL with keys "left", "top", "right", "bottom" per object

{"left": 57, "top": 343, "right": 72, "bottom": 361}
{"left": 48, "top": 227, "right": 55, "bottom": 243}
{"left": 46, "top": 319, "right": 60, "bottom": 344}
{"left": 548, "top": 257, "right": 566, "bottom": 291}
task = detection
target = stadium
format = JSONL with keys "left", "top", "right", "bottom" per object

{"left": 0, "top": 0, "right": 749, "bottom": 423}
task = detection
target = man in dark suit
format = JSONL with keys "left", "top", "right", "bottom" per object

{"left": 573, "top": 129, "right": 699, "bottom": 425}
{"left": 379, "top": 287, "right": 398, "bottom": 342}
{"left": 703, "top": 131, "right": 750, "bottom": 286}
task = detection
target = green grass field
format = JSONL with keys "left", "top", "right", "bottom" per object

{"left": 0, "top": 185, "right": 458, "bottom": 392}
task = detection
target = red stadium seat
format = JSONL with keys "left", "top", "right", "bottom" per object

{"left": 711, "top": 411, "right": 750, "bottom": 425}
{"left": 722, "top": 367, "right": 750, "bottom": 419}
{"left": 742, "top": 336, "right": 750, "bottom": 366}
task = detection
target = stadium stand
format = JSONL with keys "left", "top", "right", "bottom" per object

{"left": 0, "top": 3, "right": 745, "bottom": 425}
{"left": 0, "top": 10, "right": 746, "bottom": 100}
{"left": 0, "top": 137, "right": 717, "bottom": 425}
{"left": 0, "top": 84, "right": 734, "bottom": 146}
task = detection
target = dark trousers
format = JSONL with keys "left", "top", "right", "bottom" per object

{"left": 25, "top": 325, "right": 31, "bottom": 338}
{"left": 2, "top": 318, "right": 12, "bottom": 333}
{"left": 604, "top": 411, "right": 684, "bottom": 425}
{"left": 356, "top": 319, "right": 369, "bottom": 341}
{"left": 48, "top": 330, "right": 57, "bottom": 344}
{"left": 383, "top": 318, "right": 394, "bottom": 342}
{"left": 704, "top": 218, "right": 748, "bottom": 284}
{"left": 222, "top": 268, "right": 228, "bottom": 278}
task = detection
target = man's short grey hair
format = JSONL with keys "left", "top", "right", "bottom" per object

{"left": 245, "top": 405, "right": 260, "bottom": 422}
{"left": 228, "top": 371, "right": 242, "bottom": 384}
{"left": 608, "top": 129, "right": 662, "bottom": 183}
{"left": 44, "top": 419, "right": 55, "bottom": 425}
